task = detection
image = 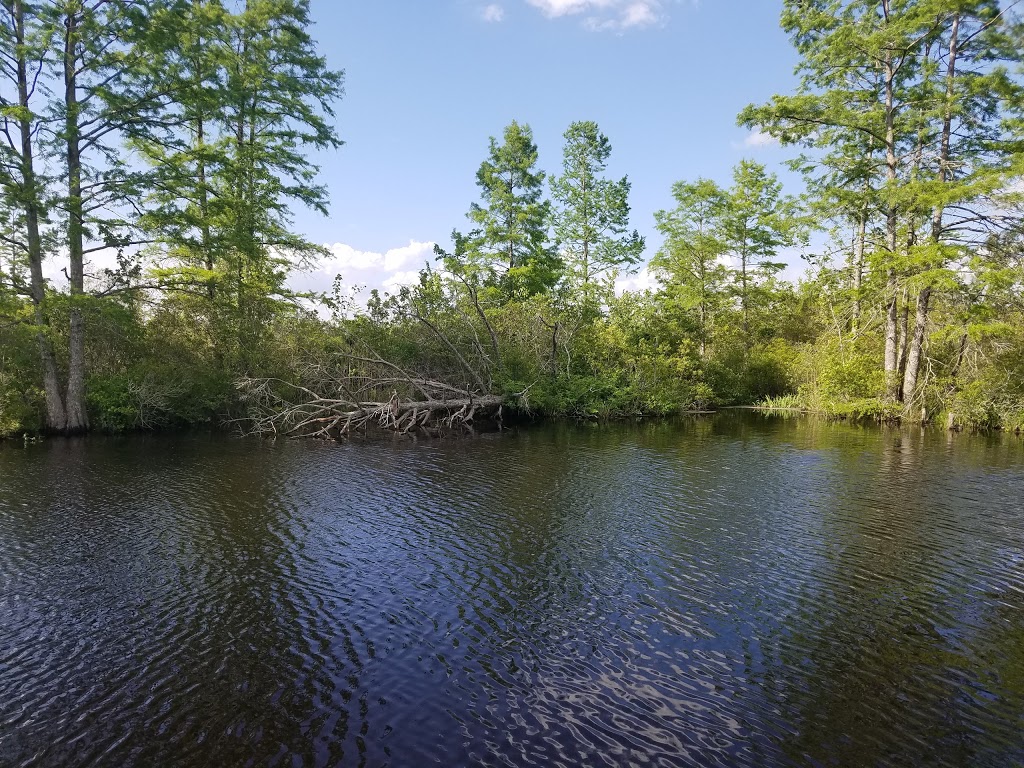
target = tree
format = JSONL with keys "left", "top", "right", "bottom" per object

{"left": 721, "top": 160, "right": 804, "bottom": 344}
{"left": 741, "top": 0, "right": 1024, "bottom": 409}
{"left": 138, "top": 0, "right": 344, "bottom": 371}
{"left": 550, "top": 121, "right": 643, "bottom": 308}
{"left": 0, "top": 0, "right": 343, "bottom": 433}
{"left": 789, "top": 124, "right": 882, "bottom": 336}
{"left": 0, "top": 0, "right": 66, "bottom": 430}
{"left": 48, "top": 0, "right": 176, "bottom": 432}
{"left": 219, "top": 0, "right": 343, "bottom": 367}
{"left": 652, "top": 178, "right": 730, "bottom": 358}
{"left": 465, "top": 120, "right": 557, "bottom": 300}
{"left": 897, "top": 3, "right": 1022, "bottom": 408}
{"left": 137, "top": 0, "right": 233, "bottom": 307}
{"left": 740, "top": 0, "right": 927, "bottom": 398}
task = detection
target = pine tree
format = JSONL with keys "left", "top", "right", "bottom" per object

{"left": 0, "top": 0, "right": 67, "bottom": 430}
{"left": 721, "top": 160, "right": 804, "bottom": 344}
{"left": 741, "top": 0, "right": 1024, "bottom": 408}
{"left": 466, "top": 120, "right": 558, "bottom": 300}
{"left": 49, "top": 0, "right": 177, "bottom": 431}
{"left": 652, "top": 179, "right": 730, "bottom": 359}
{"left": 138, "top": 0, "right": 344, "bottom": 370}
{"left": 550, "top": 121, "right": 643, "bottom": 309}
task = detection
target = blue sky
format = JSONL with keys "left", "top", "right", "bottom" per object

{"left": 290, "top": 0, "right": 807, "bottom": 298}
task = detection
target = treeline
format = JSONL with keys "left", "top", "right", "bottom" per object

{"left": 0, "top": 0, "right": 341, "bottom": 435}
{"left": 3, "top": 0, "right": 1024, "bottom": 437}
{"left": 743, "top": 0, "right": 1024, "bottom": 427}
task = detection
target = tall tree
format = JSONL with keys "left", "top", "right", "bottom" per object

{"left": 465, "top": 120, "right": 557, "bottom": 300}
{"left": 219, "top": 0, "right": 343, "bottom": 367}
{"left": 741, "top": 0, "right": 1024, "bottom": 408}
{"left": 137, "top": 0, "right": 232, "bottom": 306}
{"left": 138, "top": 0, "right": 344, "bottom": 370}
{"left": 0, "top": 0, "right": 66, "bottom": 430}
{"left": 50, "top": 0, "right": 171, "bottom": 432}
{"left": 721, "top": 160, "right": 804, "bottom": 344}
{"left": 652, "top": 178, "right": 730, "bottom": 359}
{"left": 550, "top": 121, "right": 643, "bottom": 308}
{"left": 898, "top": 3, "right": 1022, "bottom": 408}
{"left": 740, "top": 0, "right": 930, "bottom": 398}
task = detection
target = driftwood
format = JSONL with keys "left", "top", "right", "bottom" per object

{"left": 235, "top": 314, "right": 532, "bottom": 439}
{"left": 237, "top": 374, "right": 509, "bottom": 439}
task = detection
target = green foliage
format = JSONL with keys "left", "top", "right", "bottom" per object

{"left": 0, "top": 0, "right": 343, "bottom": 436}
{"left": 741, "top": 0, "right": 1024, "bottom": 405}
{"left": 550, "top": 121, "right": 644, "bottom": 308}
{"left": 742, "top": 339, "right": 799, "bottom": 400}
{"left": 758, "top": 393, "right": 802, "bottom": 410}
{"left": 652, "top": 178, "right": 731, "bottom": 356}
{"left": 3, "top": 2, "right": 1024, "bottom": 439}
{"left": 464, "top": 121, "right": 559, "bottom": 300}
{"left": 0, "top": 371, "right": 42, "bottom": 437}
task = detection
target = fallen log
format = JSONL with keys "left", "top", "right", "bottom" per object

{"left": 237, "top": 375, "right": 507, "bottom": 439}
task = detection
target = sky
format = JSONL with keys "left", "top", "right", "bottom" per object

{"left": 287, "top": 0, "right": 808, "bottom": 300}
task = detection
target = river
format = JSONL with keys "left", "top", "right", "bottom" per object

{"left": 1, "top": 415, "right": 1022, "bottom": 766}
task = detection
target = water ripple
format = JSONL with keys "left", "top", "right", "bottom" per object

{"left": 0, "top": 420, "right": 1023, "bottom": 766}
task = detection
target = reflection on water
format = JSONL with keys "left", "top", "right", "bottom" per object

{"left": 1, "top": 415, "right": 1022, "bottom": 766}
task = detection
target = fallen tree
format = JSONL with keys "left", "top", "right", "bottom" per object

{"left": 238, "top": 375, "right": 508, "bottom": 439}
{"left": 235, "top": 337, "right": 529, "bottom": 438}
{"left": 237, "top": 261, "right": 538, "bottom": 439}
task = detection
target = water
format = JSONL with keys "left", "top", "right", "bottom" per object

{"left": 1, "top": 415, "right": 1022, "bottom": 767}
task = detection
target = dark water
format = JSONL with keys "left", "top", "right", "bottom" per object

{"left": 1, "top": 416, "right": 1023, "bottom": 767}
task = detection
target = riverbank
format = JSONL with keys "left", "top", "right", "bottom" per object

{"left": 6, "top": 400, "right": 1024, "bottom": 443}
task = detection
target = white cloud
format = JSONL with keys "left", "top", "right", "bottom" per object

{"left": 621, "top": 2, "right": 658, "bottom": 26}
{"left": 318, "top": 239, "right": 435, "bottom": 276}
{"left": 526, "top": 0, "right": 664, "bottom": 29}
{"left": 527, "top": 0, "right": 600, "bottom": 15}
{"left": 285, "top": 239, "right": 434, "bottom": 307}
{"left": 742, "top": 130, "right": 779, "bottom": 149}
{"left": 382, "top": 269, "right": 423, "bottom": 291}
{"left": 615, "top": 266, "right": 655, "bottom": 295}
{"left": 481, "top": 3, "right": 505, "bottom": 21}
{"left": 275, "top": 239, "right": 434, "bottom": 315}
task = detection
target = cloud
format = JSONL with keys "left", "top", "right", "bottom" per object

{"left": 277, "top": 239, "right": 434, "bottom": 315}
{"left": 615, "top": 266, "right": 655, "bottom": 295}
{"left": 318, "top": 240, "right": 435, "bottom": 276}
{"left": 525, "top": 0, "right": 665, "bottom": 30}
{"left": 481, "top": 3, "right": 505, "bottom": 21}
{"left": 382, "top": 270, "right": 423, "bottom": 291}
{"left": 742, "top": 130, "right": 779, "bottom": 149}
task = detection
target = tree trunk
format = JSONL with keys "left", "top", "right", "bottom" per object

{"left": 897, "top": 287, "right": 909, "bottom": 389}
{"left": 12, "top": 0, "right": 67, "bottom": 431}
{"left": 950, "top": 332, "right": 968, "bottom": 380}
{"left": 740, "top": 228, "right": 750, "bottom": 348}
{"left": 197, "top": 114, "right": 215, "bottom": 301}
{"left": 63, "top": 5, "right": 88, "bottom": 433}
{"left": 231, "top": 23, "right": 251, "bottom": 367}
{"left": 884, "top": 269, "right": 899, "bottom": 398}
{"left": 549, "top": 320, "right": 560, "bottom": 376}
{"left": 901, "top": 286, "right": 930, "bottom": 404}
{"left": 882, "top": 47, "right": 901, "bottom": 400}
{"left": 507, "top": 175, "right": 515, "bottom": 272}
{"left": 852, "top": 211, "right": 865, "bottom": 334}
{"left": 581, "top": 172, "right": 590, "bottom": 286}
{"left": 903, "top": 15, "right": 959, "bottom": 409}
{"left": 699, "top": 290, "right": 707, "bottom": 359}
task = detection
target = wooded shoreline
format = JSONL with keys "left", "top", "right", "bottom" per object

{"left": 3, "top": 1, "right": 1024, "bottom": 439}
{"left": 6, "top": 404, "right": 1023, "bottom": 443}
